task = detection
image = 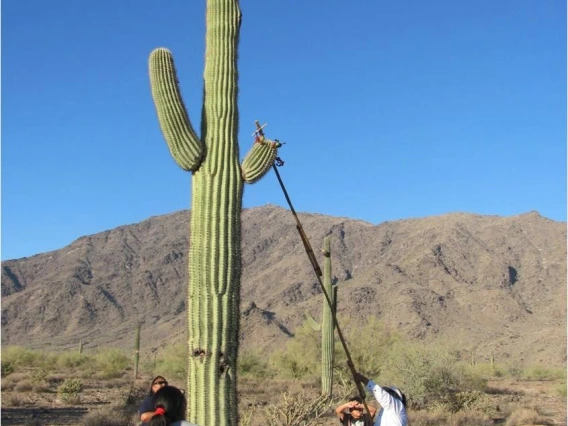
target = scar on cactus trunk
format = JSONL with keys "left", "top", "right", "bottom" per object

{"left": 148, "top": 1, "right": 280, "bottom": 424}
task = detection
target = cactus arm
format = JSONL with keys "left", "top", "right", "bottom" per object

{"left": 304, "top": 310, "right": 322, "bottom": 331}
{"left": 149, "top": 48, "right": 204, "bottom": 172}
{"left": 241, "top": 137, "right": 281, "bottom": 183}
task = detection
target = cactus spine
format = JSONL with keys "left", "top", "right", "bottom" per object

{"left": 148, "top": 1, "right": 279, "bottom": 424}
{"left": 321, "top": 236, "right": 335, "bottom": 398}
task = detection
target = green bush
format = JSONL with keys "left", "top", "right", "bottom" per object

{"left": 2, "top": 346, "right": 42, "bottom": 368}
{"left": 30, "top": 368, "right": 48, "bottom": 384}
{"left": 1, "top": 361, "right": 15, "bottom": 377}
{"left": 57, "top": 352, "right": 90, "bottom": 369}
{"left": 57, "top": 378, "right": 84, "bottom": 401}
{"left": 521, "top": 365, "right": 566, "bottom": 381}
{"left": 239, "top": 350, "right": 274, "bottom": 379}
{"left": 379, "top": 341, "right": 487, "bottom": 409}
{"left": 95, "top": 348, "right": 130, "bottom": 378}
{"left": 152, "top": 343, "right": 188, "bottom": 381}
{"left": 334, "top": 317, "right": 402, "bottom": 385}
{"left": 270, "top": 322, "right": 320, "bottom": 379}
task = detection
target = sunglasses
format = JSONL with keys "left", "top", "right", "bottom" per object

{"left": 153, "top": 381, "right": 168, "bottom": 386}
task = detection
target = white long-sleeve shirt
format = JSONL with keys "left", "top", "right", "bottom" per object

{"left": 366, "top": 380, "right": 408, "bottom": 426}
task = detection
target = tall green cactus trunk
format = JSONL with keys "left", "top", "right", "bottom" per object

{"left": 187, "top": 2, "right": 242, "bottom": 424}
{"left": 148, "top": 1, "right": 279, "bottom": 424}
{"left": 321, "top": 236, "right": 335, "bottom": 398}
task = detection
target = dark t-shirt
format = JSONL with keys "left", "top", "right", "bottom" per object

{"left": 340, "top": 413, "right": 372, "bottom": 426}
{"left": 139, "top": 395, "right": 154, "bottom": 417}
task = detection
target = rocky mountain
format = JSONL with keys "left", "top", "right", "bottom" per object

{"left": 2, "top": 205, "right": 566, "bottom": 366}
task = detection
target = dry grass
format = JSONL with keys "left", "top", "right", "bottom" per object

{"left": 504, "top": 407, "right": 552, "bottom": 426}
{"left": 409, "top": 408, "right": 494, "bottom": 426}
{"left": 81, "top": 407, "right": 132, "bottom": 426}
{"left": 0, "top": 364, "right": 565, "bottom": 425}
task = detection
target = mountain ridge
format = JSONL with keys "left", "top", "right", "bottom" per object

{"left": 2, "top": 205, "right": 566, "bottom": 366}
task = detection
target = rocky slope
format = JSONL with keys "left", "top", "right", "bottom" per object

{"left": 2, "top": 206, "right": 566, "bottom": 366}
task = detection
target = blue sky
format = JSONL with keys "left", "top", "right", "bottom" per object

{"left": 2, "top": 0, "right": 566, "bottom": 260}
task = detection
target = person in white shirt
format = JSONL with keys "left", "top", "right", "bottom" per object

{"left": 354, "top": 372, "right": 408, "bottom": 426}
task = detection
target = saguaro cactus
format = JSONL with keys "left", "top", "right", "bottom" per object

{"left": 321, "top": 236, "right": 336, "bottom": 398}
{"left": 134, "top": 323, "right": 141, "bottom": 380}
{"left": 148, "top": 1, "right": 279, "bottom": 425}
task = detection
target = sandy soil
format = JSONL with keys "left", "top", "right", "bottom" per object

{"left": 1, "top": 378, "right": 566, "bottom": 425}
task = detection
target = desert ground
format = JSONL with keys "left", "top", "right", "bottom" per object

{"left": 1, "top": 374, "right": 566, "bottom": 426}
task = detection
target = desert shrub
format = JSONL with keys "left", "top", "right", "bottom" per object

{"left": 411, "top": 406, "right": 493, "bottom": 426}
{"left": 57, "top": 351, "right": 91, "bottom": 369}
{"left": 506, "top": 364, "right": 524, "bottom": 379}
{"left": 32, "top": 382, "right": 51, "bottom": 393}
{"left": 2, "top": 394, "right": 25, "bottom": 407}
{"left": 2, "top": 346, "right": 42, "bottom": 368}
{"left": 408, "top": 409, "right": 448, "bottom": 425}
{"left": 468, "top": 361, "right": 507, "bottom": 378}
{"left": 504, "top": 407, "right": 545, "bottom": 426}
{"left": 447, "top": 409, "right": 493, "bottom": 426}
{"left": 270, "top": 322, "right": 320, "bottom": 380}
{"left": 121, "top": 381, "right": 148, "bottom": 406}
{"left": 429, "top": 390, "right": 496, "bottom": 415}
{"left": 81, "top": 407, "right": 131, "bottom": 426}
{"left": 153, "top": 343, "right": 187, "bottom": 381}
{"left": 14, "top": 380, "right": 34, "bottom": 392}
{"left": 521, "top": 365, "right": 566, "bottom": 381}
{"left": 378, "top": 340, "right": 487, "bottom": 410}
{"left": 30, "top": 368, "right": 48, "bottom": 384}
{"left": 263, "top": 390, "right": 335, "bottom": 426}
{"left": 1, "top": 372, "right": 28, "bottom": 391}
{"left": 57, "top": 377, "right": 84, "bottom": 401}
{"left": 239, "top": 350, "right": 274, "bottom": 379}
{"left": 94, "top": 348, "right": 130, "bottom": 379}
{"left": 47, "top": 373, "right": 67, "bottom": 385}
{"left": 1, "top": 361, "right": 15, "bottom": 377}
{"left": 334, "top": 317, "right": 402, "bottom": 385}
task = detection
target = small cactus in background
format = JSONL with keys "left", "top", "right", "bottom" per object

{"left": 134, "top": 323, "right": 141, "bottom": 379}
{"left": 78, "top": 339, "right": 84, "bottom": 355}
{"left": 321, "top": 236, "right": 336, "bottom": 398}
{"left": 148, "top": 0, "right": 279, "bottom": 424}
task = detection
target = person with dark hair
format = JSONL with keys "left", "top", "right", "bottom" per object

{"left": 354, "top": 373, "right": 408, "bottom": 426}
{"left": 139, "top": 376, "right": 169, "bottom": 423}
{"left": 148, "top": 386, "right": 198, "bottom": 426}
{"left": 335, "top": 395, "right": 377, "bottom": 425}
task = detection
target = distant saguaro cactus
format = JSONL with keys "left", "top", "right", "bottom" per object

{"left": 134, "top": 323, "right": 141, "bottom": 379}
{"left": 78, "top": 339, "right": 84, "bottom": 355}
{"left": 148, "top": 0, "right": 279, "bottom": 424}
{"left": 321, "top": 236, "right": 336, "bottom": 398}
